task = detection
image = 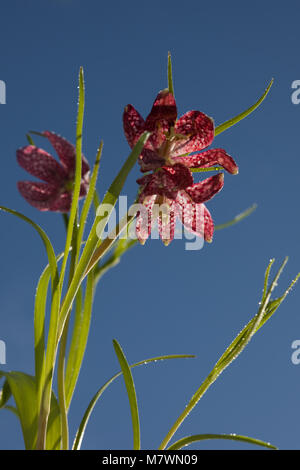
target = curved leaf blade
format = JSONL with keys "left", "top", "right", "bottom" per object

{"left": 214, "top": 204, "right": 257, "bottom": 231}
{"left": 0, "top": 206, "right": 58, "bottom": 284}
{"left": 72, "top": 354, "right": 195, "bottom": 450}
{"left": 65, "top": 271, "right": 94, "bottom": 410}
{"left": 167, "top": 433, "right": 277, "bottom": 450}
{"left": 158, "top": 258, "right": 299, "bottom": 450}
{"left": 215, "top": 79, "right": 273, "bottom": 136}
{"left": 113, "top": 339, "right": 140, "bottom": 450}
{"left": 0, "top": 379, "right": 12, "bottom": 408}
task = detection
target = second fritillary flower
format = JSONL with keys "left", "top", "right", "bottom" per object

{"left": 17, "top": 131, "right": 90, "bottom": 212}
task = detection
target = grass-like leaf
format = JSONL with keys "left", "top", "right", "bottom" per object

{"left": 39, "top": 67, "right": 85, "bottom": 451}
{"left": 26, "top": 133, "right": 35, "bottom": 145}
{"left": 0, "top": 206, "right": 58, "bottom": 285}
{"left": 76, "top": 141, "right": 103, "bottom": 261}
{"left": 214, "top": 204, "right": 257, "bottom": 231}
{"left": 191, "top": 166, "right": 223, "bottom": 173}
{"left": 167, "top": 433, "right": 277, "bottom": 450}
{"left": 0, "top": 379, "right": 12, "bottom": 408}
{"left": 113, "top": 339, "right": 140, "bottom": 450}
{"left": 0, "top": 207, "right": 61, "bottom": 444}
{"left": 65, "top": 270, "right": 94, "bottom": 410}
{"left": 72, "top": 354, "right": 195, "bottom": 450}
{"left": 58, "top": 132, "right": 150, "bottom": 343}
{"left": 167, "top": 52, "right": 174, "bottom": 96}
{"left": 34, "top": 253, "right": 65, "bottom": 406}
{"left": 59, "top": 66, "right": 85, "bottom": 287}
{"left": 215, "top": 79, "right": 273, "bottom": 136}
{"left": 93, "top": 132, "right": 150, "bottom": 243}
{"left": 158, "top": 258, "right": 299, "bottom": 450}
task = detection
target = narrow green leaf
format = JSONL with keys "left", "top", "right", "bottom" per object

{"left": 215, "top": 79, "right": 273, "bottom": 136}
{"left": 94, "top": 131, "right": 150, "bottom": 242}
{"left": 191, "top": 166, "right": 223, "bottom": 173}
{"left": 0, "top": 207, "right": 61, "bottom": 443}
{"left": 72, "top": 354, "right": 195, "bottom": 450}
{"left": 0, "top": 379, "right": 12, "bottom": 408}
{"left": 58, "top": 132, "right": 150, "bottom": 343}
{"left": 167, "top": 52, "right": 174, "bottom": 96}
{"left": 85, "top": 213, "right": 135, "bottom": 277}
{"left": 158, "top": 258, "right": 298, "bottom": 450}
{"left": 65, "top": 270, "right": 94, "bottom": 410}
{"left": 214, "top": 204, "right": 257, "bottom": 231}
{"left": 93, "top": 189, "right": 101, "bottom": 213}
{"left": 113, "top": 339, "right": 140, "bottom": 450}
{"left": 34, "top": 253, "right": 65, "bottom": 448}
{"left": 59, "top": 66, "right": 85, "bottom": 287}
{"left": 258, "top": 271, "right": 300, "bottom": 330}
{"left": 62, "top": 213, "right": 69, "bottom": 231}
{"left": 3, "top": 405, "right": 19, "bottom": 417}
{"left": 167, "top": 433, "right": 277, "bottom": 450}
{"left": 34, "top": 265, "right": 51, "bottom": 406}
{"left": 76, "top": 141, "right": 103, "bottom": 261}
{"left": 0, "top": 206, "right": 58, "bottom": 286}
{"left": 47, "top": 392, "right": 62, "bottom": 450}
{"left": 262, "top": 258, "right": 275, "bottom": 303}
{"left": 38, "top": 284, "right": 61, "bottom": 449}
{"left": 93, "top": 236, "right": 138, "bottom": 286}
{"left": 38, "top": 68, "right": 85, "bottom": 451}
{"left": 26, "top": 133, "right": 35, "bottom": 145}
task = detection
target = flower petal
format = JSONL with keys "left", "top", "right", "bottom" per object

{"left": 138, "top": 149, "right": 165, "bottom": 172}
{"left": 17, "top": 146, "right": 67, "bottom": 184}
{"left": 163, "top": 164, "right": 194, "bottom": 189}
{"left": 43, "top": 131, "right": 90, "bottom": 177}
{"left": 185, "top": 173, "right": 224, "bottom": 204}
{"left": 137, "top": 164, "right": 193, "bottom": 200}
{"left": 145, "top": 89, "right": 177, "bottom": 149}
{"left": 175, "top": 192, "right": 203, "bottom": 237}
{"left": 203, "top": 206, "right": 214, "bottom": 242}
{"left": 157, "top": 199, "right": 176, "bottom": 246}
{"left": 173, "top": 111, "right": 214, "bottom": 155}
{"left": 135, "top": 195, "right": 157, "bottom": 244}
{"left": 175, "top": 193, "right": 214, "bottom": 242}
{"left": 172, "top": 148, "right": 238, "bottom": 174}
{"left": 145, "top": 89, "right": 177, "bottom": 130}
{"left": 123, "top": 104, "right": 146, "bottom": 148}
{"left": 17, "top": 181, "right": 59, "bottom": 211}
{"left": 49, "top": 192, "right": 72, "bottom": 212}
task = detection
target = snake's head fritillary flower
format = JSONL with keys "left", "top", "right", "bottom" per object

{"left": 17, "top": 131, "right": 90, "bottom": 212}
{"left": 123, "top": 89, "right": 239, "bottom": 175}
{"left": 123, "top": 89, "right": 239, "bottom": 245}
{"left": 136, "top": 165, "right": 224, "bottom": 245}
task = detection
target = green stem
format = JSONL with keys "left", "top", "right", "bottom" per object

{"left": 57, "top": 215, "right": 79, "bottom": 449}
{"left": 158, "top": 372, "right": 217, "bottom": 450}
{"left": 57, "top": 213, "right": 135, "bottom": 343}
{"left": 57, "top": 316, "right": 70, "bottom": 449}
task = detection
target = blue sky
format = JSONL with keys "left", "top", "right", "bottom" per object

{"left": 1, "top": 0, "right": 300, "bottom": 450}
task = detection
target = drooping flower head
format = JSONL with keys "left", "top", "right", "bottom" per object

{"left": 123, "top": 90, "right": 238, "bottom": 245}
{"left": 17, "top": 131, "right": 90, "bottom": 212}
{"left": 123, "top": 89, "right": 238, "bottom": 175}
